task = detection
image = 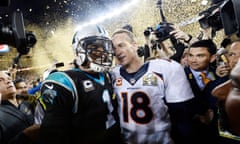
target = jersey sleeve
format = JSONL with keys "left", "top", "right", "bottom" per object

{"left": 162, "top": 60, "right": 194, "bottom": 103}
{"left": 39, "top": 72, "right": 76, "bottom": 144}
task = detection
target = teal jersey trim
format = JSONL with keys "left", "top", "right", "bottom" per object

{"left": 45, "top": 71, "right": 78, "bottom": 113}
{"left": 73, "top": 68, "right": 105, "bottom": 85}
{"left": 46, "top": 72, "right": 75, "bottom": 92}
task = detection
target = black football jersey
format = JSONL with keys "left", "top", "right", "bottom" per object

{"left": 40, "top": 69, "right": 122, "bottom": 144}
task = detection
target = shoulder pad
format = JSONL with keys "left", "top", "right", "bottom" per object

{"left": 45, "top": 71, "right": 75, "bottom": 92}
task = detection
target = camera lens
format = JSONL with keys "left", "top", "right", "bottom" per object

{"left": 143, "top": 27, "right": 153, "bottom": 37}
{"left": 26, "top": 32, "right": 37, "bottom": 47}
{"left": 144, "top": 30, "right": 151, "bottom": 37}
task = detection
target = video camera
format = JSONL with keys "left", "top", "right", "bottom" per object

{"left": 199, "top": 4, "right": 223, "bottom": 31}
{"left": 199, "top": 0, "right": 240, "bottom": 36}
{"left": 154, "top": 22, "right": 174, "bottom": 42}
{"left": 143, "top": 27, "right": 154, "bottom": 37}
{"left": 0, "top": 0, "right": 37, "bottom": 55}
{"left": 144, "top": 22, "right": 174, "bottom": 42}
{"left": 144, "top": 0, "right": 174, "bottom": 42}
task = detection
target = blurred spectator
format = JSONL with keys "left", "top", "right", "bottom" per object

{"left": 212, "top": 40, "right": 240, "bottom": 143}
{"left": 220, "top": 37, "right": 232, "bottom": 49}
{"left": 0, "top": 71, "right": 39, "bottom": 144}
{"left": 14, "top": 78, "right": 28, "bottom": 96}
{"left": 225, "top": 59, "right": 240, "bottom": 136}
{"left": 180, "top": 49, "right": 189, "bottom": 67}
{"left": 14, "top": 78, "right": 36, "bottom": 114}
{"left": 28, "top": 78, "right": 42, "bottom": 96}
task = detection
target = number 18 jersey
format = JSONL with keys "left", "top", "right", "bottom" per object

{"left": 112, "top": 59, "right": 194, "bottom": 144}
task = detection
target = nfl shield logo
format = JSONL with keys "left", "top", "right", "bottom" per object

{"left": 116, "top": 78, "right": 122, "bottom": 86}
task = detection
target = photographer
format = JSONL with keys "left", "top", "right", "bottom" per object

{"left": 143, "top": 27, "right": 163, "bottom": 60}
{"left": 143, "top": 24, "right": 188, "bottom": 63}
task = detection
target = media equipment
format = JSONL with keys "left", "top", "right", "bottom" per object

{"left": 198, "top": 0, "right": 240, "bottom": 36}
{"left": 0, "top": 0, "right": 37, "bottom": 55}
{"left": 143, "top": 0, "right": 174, "bottom": 42}
{"left": 0, "top": 10, "right": 37, "bottom": 55}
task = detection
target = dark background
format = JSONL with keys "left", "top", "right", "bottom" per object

{"left": 0, "top": 0, "right": 127, "bottom": 27}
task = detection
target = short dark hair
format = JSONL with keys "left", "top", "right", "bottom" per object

{"left": 13, "top": 78, "right": 25, "bottom": 85}
{"left": 122, "top": 24, "right": 133, "bottom": 32}
{"left": 221, "top": 38, "right": 231, "bottom": 48}
{"left": 190, "top": 39, "right": 217, "bottom": 55}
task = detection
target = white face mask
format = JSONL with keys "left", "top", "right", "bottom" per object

{"left": 89, "top": 63, "right": 107, "bottom": 72}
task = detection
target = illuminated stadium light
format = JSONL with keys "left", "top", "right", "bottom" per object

{"left": 74, "top": 0, "right": 139, "bottom": 31}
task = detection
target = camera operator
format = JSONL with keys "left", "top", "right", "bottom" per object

{"left": 143, "top": 27, "right": 162, "bottom": 60}
{"left": 143, "top": 24, "right": 188, "bottom": 63}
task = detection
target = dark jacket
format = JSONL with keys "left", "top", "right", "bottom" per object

{"left": 0, "top": 100, "right": 34, "bottom": 144}
{"left": 184, "top": 66, "right": 229, "bottom": 144}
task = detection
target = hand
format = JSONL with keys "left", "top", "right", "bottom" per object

{"left": 216, "top": 64, "right": 231, "bottom": 77}
{"left": 23, "top": 124, "right": 40, "bottom": 142}
{"left": 169, "top": 26, "right": 195, "bottom": 44}
{"left": 194, "top": 109, "right": 214, "bottom": 125}
{"left": 200, "top": 27, "right": 212, "bottom": 40}
{"left": 170, "top": 28, "right": 189, "bottom": 42}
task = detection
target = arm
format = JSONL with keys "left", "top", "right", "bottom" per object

{"left": 169, "top": 27, "right": 198, "bottom": 45}
{"left": 169, "top": 37, "right": 187, "bottom": 63}
{"left": 164, "top": 60, "right": 194, "bottom": 103}
{"left": 39, "top": 72, "right": 75, "bottom": 144}
{"left": 162, "top": 60, "right": 196, "bottom": 143}
{"left": 9, "top": 124, "right": 40, "bottom": 144}
{"left": 28, "top": 82, "right": 42, "bottom": 95}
